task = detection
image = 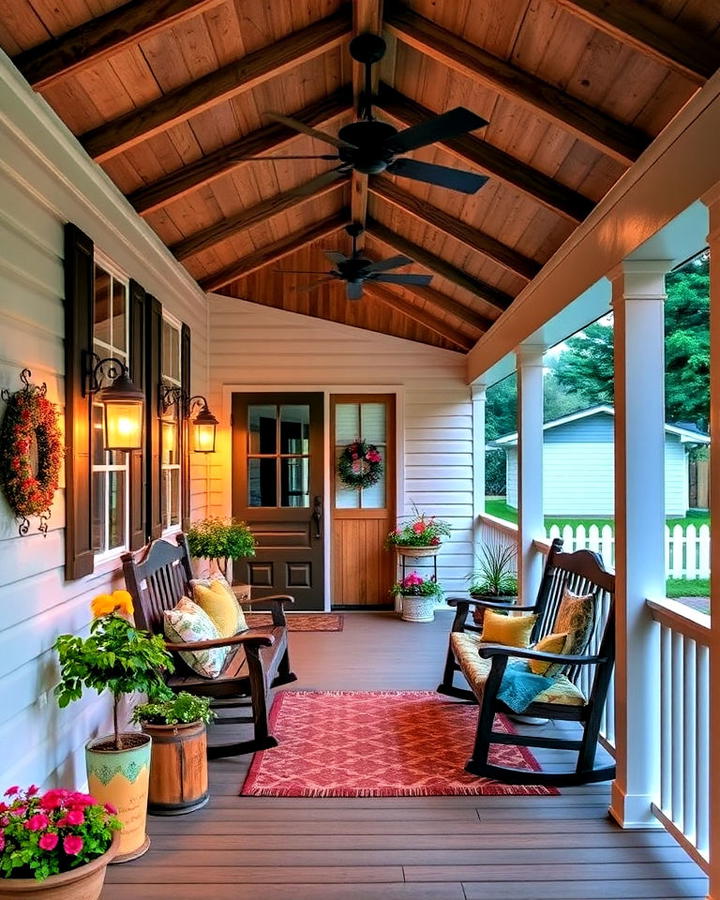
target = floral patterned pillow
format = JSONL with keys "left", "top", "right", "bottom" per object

{"left": 163, "top": 596, "right": 228, "bottom": 679}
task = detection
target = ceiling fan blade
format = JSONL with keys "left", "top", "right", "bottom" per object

{"left": 266, "top": 113, "right": 357, "bottom": 150}
{"left": 362, "top": 255, "right": 413, "bottom": 274}
{"left": 293, "top": 276, "right": 337, "bottom": 293}
{"left": 371, "top": 273, "right": 434, "bottom": 286}
{"left": 384, "top": 107, "right": 488, "bottom": 154}
{"left": 229, "top": 154, "right": 341, "bottom": 161}
{"left": 323, "top": 251, "right": 347, "bottom": 265}
{"left": 388, "top": 158, "right": 489, "bottom": 194}
{"left": 346, "top": 282, "right": 364, "bottom": 300}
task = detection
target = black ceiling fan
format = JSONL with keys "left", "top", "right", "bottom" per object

{"left": 276, "top": 223, "right": 433, "bottom": 300}
{"left": 232, "top": 33, "right": 489, "bottom": 195}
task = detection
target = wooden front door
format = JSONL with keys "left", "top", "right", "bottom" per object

{"left": 232, "top": 393, "right": 324, "bottom": 611}
{"left": 331, "top": 395, "right": 395, "bottom": 608}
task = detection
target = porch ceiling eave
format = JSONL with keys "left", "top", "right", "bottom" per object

{"left": 465, "top": 68, "right": 720, "bottom": 387}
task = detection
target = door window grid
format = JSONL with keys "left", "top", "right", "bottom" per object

{"left": 335, "top": 402, "right": 387, "bottom": 509}
{"left": 161, "top": 317, "right": 182, "bottom": 532}
{"left": 248, "top": 405, "right": 311, "bottom": 508}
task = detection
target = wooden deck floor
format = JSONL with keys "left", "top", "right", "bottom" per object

{"left": 103, "top": 612, "right": 707, "bottom": 899}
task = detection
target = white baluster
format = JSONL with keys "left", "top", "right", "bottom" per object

{"left": 671, "top": 629, "right": 684, "bottom": 826}
{"left": 696, "top": 642, "right": 710, "bottom": 861}
{"left": 660, "top": 624, "right": 672, "bottom": 812}
{"left": 683, "top": 636, "right": 697, "bottom": 842}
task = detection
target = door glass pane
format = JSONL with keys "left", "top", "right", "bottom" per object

{"left": 361, "top": 447, "right": 386, "bottom": 508}
{"left": 94, "top": 266, "right": 111, "bottom": 345}
{"left": 335, "top": 444, "right": 359, "bottom": 509}
{"left": 362, "top": 403, "right": 386, "bottom": 443}
{"left": 112, "top": 279, "right": 126, "bottom": 352}
{"left": 335, "top": 403, "right": 359, "bottom": 443}
{"left": 249, "top": 405, "right": 277, "bottom": 454}
{"left": 280, "top": 405, "right": 309, "bottom": 454}
{"left": 249, "top": 457, "right": 277, "bottom": 506}
{"left": 281, "top": 457, "right": 309, "bottom": 507}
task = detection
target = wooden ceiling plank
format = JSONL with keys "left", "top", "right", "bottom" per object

{"left": 81, "top": 10, "right": 352, "bottom": 162}
{"left": 554, "top": 0, "right": 716, "bottom": 84}
{"left": 363, "top": 283, "right": 474, "bottom": 351}
{"left": 128, "top": 87, "right": 352, "bottom": 215}
{"left": 384, "top": 6, "right": 649, "bottom": 164}
{"left": 14, "top": 0, "right": 225, "bottom": 89}
{"left": 370, "top": 177, "right": 541, "bottom": 281}
{"left": 171, "top": 173, "right": 348, "bottom": 260}
{"left": 398, "top": 283, "right": 494, "bottom": 332}
{"left": 366, "top": 217, "right": 514, "bottom": 311}
{"left": 377, "top": 85, "right": 594, "bottom": 224}
{"left": 199, "top": 212, "right": 350, "bottom": 293}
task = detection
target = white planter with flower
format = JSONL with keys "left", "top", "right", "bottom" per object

{"left": 392, "top": 573, "right": 444, "bottom": 623}
{"left": 385, "top": 507, "right": 452, "bottom": 556}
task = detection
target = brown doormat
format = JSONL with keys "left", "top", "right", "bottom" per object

{"left": 245, "top": 613, "right": 344, "bottom": 632}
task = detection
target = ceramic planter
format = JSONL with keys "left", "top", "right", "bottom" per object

{"left": 141, "top": 720, "right": 209, "bottom": 815}
{"left": 400, "top": 593, "right": 437, "bottom": 623}
{"left": 85, "top": 732, "right": 151, "bottom": 863}
{"left": 0, "top": 830, "right": 120, "bottom": 900}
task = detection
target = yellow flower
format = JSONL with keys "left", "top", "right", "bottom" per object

{"left": 90, "top": 594, "right": 116, "bottom": 618}
{"left": 111, "top": 590, "right": 134, "bottom": 617}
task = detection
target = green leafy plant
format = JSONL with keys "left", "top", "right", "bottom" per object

{"left": 467, "top": 540, "right": 518, "bottom": 597}
{"left": 385, "top": 503, "right": 452, "bottom": 549}
{"left": 53, "top": 592, "right": 173, "bottom": 751}
{"left": 132, "top": 692, "right": 215, "bottom": 727}
{"left": 186, "top": 517, "right": 256, "bottom": 577}
{"left": 391, "top": 573, "right": 444, "bottom": 597}
{"left": 0, "top": 785, "right": 121, "bottom": 881}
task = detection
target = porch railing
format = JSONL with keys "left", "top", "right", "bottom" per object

{"left": 647, "top": 597, "right": 710, "bottom": 873}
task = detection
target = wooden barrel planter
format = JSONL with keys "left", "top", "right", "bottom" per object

{"left": 141, "top": 721, "right": 209, "bottom": 815}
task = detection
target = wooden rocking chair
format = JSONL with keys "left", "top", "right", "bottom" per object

{"left": 438, "top": 539, "right": 616, "bottom": 786}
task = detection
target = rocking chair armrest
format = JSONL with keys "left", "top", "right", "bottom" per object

{"left": 446, "top": 596, "right": 537, "bottom": 612}
{"left": 165, "top": 632, "right": 275, "bottom": 652}
{"left": 478, "top": 643, "right": 606, "bottom": 666}
{"left": 239, "top": 594, "right": 295, "bottom": 608}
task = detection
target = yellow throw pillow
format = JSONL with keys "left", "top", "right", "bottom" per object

{"left": 192, "top": 581, "right": 246, "bottom": 638}
{"left": 479, "top": 609, "right": 536, "bottom": 648}
{"left": 529, "top": 632, "right": 571, "bottom": 676}
{"left": 210, "top": 579, "right": 248, "bottom": 633}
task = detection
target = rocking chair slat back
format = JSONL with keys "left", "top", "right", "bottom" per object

{"left": 123, "top": 535, "right": 193, "bottom": 633}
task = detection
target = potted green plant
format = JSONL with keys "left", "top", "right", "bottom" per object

{"left": 0, "top": 784, "right": 121, "bottom": 899}
{"left": 131, "top": 693, "right": 215, "bottom": 816}
{"left": 53, "top": 591, "right": 173, "bottom": 863}
{"left": 391, "top": 573, "right": 444, "bottom": 623}
{"left": 385, "top": 505, "right": 452, "bottom": 558}
{"left": 186, "top": 516, "right": 256, "bottom": 582}
{"left": 466, "top": 540, "right": 519, "bottom": 626}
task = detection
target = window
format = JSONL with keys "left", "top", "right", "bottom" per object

{"left": 334, "top": 401, "right": 387, "bottom": 509}
{"left": 247, "top": 404, "right": 311, "bottom": 507}
{"left": 161, "top": 316, "right": 182, "bottom": 532}
{"left": 91, "top": 256, "right": 130, "bottom": 559}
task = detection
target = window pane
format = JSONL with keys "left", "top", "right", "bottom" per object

{"left": 94, "top": 266, "right": 111, "bottom": 346}
{"left": 162, "top": 418, "right": 178, "bottom": 465}
{"left": 108, "top": 470, "right": 126, "bottom": 551}
{"left": 280, "top": 405, "right": 309, "bottom": 454}
{"left": 336, "top": 403, "right": 359, "bottom": 443}
{"left": 335, "top": 444, "right": 359, "bottom": 509}
{"left": 361, "top": 445, "right": 386, "bottom": 509}
{"left": 249, "top": 458, "right": 277, "bottom": 506}
{"left": 281, "top": 457, "right": 309, "bottom": 507}
{"left": 249, "top": 405, "right": 276, "bottom": 454}
{"left": 162, "top": 320, "right": 180, "bottom": 381}
{"left": 92, "top": 403, "right": 105, "bottom": 465}
{"left": 112, "top": 279, "right": 126, "bottom": 352}
{"left": 361, "top": 403, "right": 386, "bottom": 443}
{"left": 170, "top": 468, "right": 180, "bottom": 527}
{"left": 92, "top": 471, "right": 106, "bottom": 552}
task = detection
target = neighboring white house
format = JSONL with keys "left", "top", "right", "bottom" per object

{"left": 491, "top": 405, "right": 709, "bottom": 517}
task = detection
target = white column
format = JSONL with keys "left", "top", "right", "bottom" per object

{"left": 516, "top": 345, "right": 545, "bottom": 603}
{"left": 610, "top": 259, "right": 671, "bottom": 829}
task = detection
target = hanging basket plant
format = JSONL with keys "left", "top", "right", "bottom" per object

{"left": 337, "top": 439, "right": 383, "bottom": 490}
{"left": 0, "top": 370, "right": 62, "bottom": 536}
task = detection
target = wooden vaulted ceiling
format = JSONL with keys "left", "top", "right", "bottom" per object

{"left": 2, "top": 0, "right": 719, "bottom": 352}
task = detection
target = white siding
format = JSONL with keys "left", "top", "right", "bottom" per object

{"left": 0, "top": 55, "right": 209, "bottom": 788}
{"left": 664, "top": 434, "right": 689, "bottom": 517}
{"left": 207, "top": 299, "right": 473, "bottom": 596}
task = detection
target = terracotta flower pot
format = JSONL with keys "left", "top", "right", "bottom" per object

{"left": 141, "top": 720, "right": 209, "bottom": 815}
{"left": 0, "top": 830, "right": 120, "bottom": 900}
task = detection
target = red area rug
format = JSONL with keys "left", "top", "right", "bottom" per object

{"left": 241, "top": 690, "right": 558, "bottom": 797}
{"left": 246, "top": 613, "right": 344, "bottom": 632}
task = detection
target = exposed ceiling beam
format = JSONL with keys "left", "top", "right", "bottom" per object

{"left": 366, "top": 218, "right": 514, "bottom": 312}
{"left": 363, "top": 283, "right": 475, "bottom": 351}
{"left": 81, "top": 10, "right": 352, "bottom": 162}
{"left": 370, "top": 177, "right": 541, "bottom": 281}
{"left": 199, "top": 212, "right": 350, "bottom": 293}
{"left": 377, "top": 85, "right": 594, "bottom": 224}
{"left": 171, "top": 173, "right": 348, "bottom": 261}
{"left": 395, "top": 282, "right": 495, "bottom": 332}
{"left": 384, "top": 6, "right": 649, "bottom": 164}
{"left": 128, "top": 88, "right": 351, "bottom": 215}
{"left": 13, "top": 0, "right": 224, "bottom": 89}
{"left": 554, "top": 0, "right": 716, "bottom": 84}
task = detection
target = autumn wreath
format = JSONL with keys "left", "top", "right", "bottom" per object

{"left": 0, "top": 374, "right": 62, "bottom": 530}
{"left": 337, "top": 439, "right": 383, "bottom": 490}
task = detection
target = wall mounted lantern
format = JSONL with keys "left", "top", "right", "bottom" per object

{"left": 161, "top": 387, "right": 219, "bottom": 454}
{"left": 85, "top": 354, "right": 144, "bottom": 451}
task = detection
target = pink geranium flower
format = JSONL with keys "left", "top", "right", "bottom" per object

{"left": 411, "top": 521, "right": 426, "bottom": 534}
{"left": 24, "top": 813, "right": 49, "bottom": 832}
{"left": 65, "top": 809, "right": 84, "bottom": 826}
{"left": 40, "top": 789, "right": 68, "bottom": 810}
{"left": 27, "top": 785, "right": 39, "bottom": 796}
{"left": 3, "top": 787, "right": 19, "bottom": 797}
{"left": 39, "top": 832, "right": 58, "bottom": 851}
{"left": 0, "top": 833, "right": 5, "bottom": 852}
{"left": 402, "top": 572, "right": 423, "bottom": 587}
{"left": 63, "top": 835, "right": 83, "bottom": 856}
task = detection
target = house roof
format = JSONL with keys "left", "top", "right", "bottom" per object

{"left": 0, "top": 0, "right": 715, "bottom": 352}
{"left": 490, "top": 404, "right": 710, "bottom": 447}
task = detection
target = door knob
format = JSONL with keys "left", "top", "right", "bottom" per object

{"left": 312, "top": 495, "right": 322, "bottom": 539}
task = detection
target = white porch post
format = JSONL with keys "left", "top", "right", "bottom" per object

{"left": 516, "top": 345, "right": 544, "bottom": 603}
{"left": 610, "top": 260, "right": 671, "bottom": 828}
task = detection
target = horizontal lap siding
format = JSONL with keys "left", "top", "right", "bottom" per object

{"left": 207, "top": 300, "right": 473, "bottom": 595}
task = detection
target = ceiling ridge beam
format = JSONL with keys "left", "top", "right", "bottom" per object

{"left": 81, "top": 10, "right": 353, "bottom": 162}
{"left": 128, "top": 87, "right": 352, "bottom": 215}
{"left": 395, "top": 282, "right": 495, "bottom": 332}
{"left": 366, "top": 217, "right": 514, "bottom": 312}
{"left": 370, "top": 177, "right": 541, "bottom": 281}
{"left": 377, "top": 85, "right": 594, "bottom": 224}
{"left": 363, "top": 283, "right": 475, "bottom": 351}
{"left": 384, "top": 5, "right": 649, "bottom": 164}
{"left": 13, "top": 0, "right": 225, "bottom": 90}
{"left": 199, "top": 212, "right": 350, "bottom": 293}
{"left": 171, "top": 173, "right": 348, "bottom": 261}
{"left": 554, "top": 0, "right": 716, "bottom": 84}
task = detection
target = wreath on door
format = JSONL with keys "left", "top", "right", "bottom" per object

{"left": 0, "top": 370, "right": 62, "bottom": 535}
{"left": 337, "top": 439, "right": 383, "bottom": 490}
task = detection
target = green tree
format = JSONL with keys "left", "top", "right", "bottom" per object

{"left": 551, "top": 321, "right": 614, "bottom": 404}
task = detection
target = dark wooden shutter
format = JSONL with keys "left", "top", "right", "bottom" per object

{"left": 145, "top": 295, "right": 163, "bottom": 541}
{"left": 128, "top": 279, "right": 147, "bottom": 550}
{"left": 181, "top": 323, "right": 191, "bottom": 531}
{"left": 64, "top": 224, "right": 95, "bottom": 581}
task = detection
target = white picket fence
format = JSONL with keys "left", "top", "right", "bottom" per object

{"left": 545, "top": 523, "right": 711, "bottom": 579}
